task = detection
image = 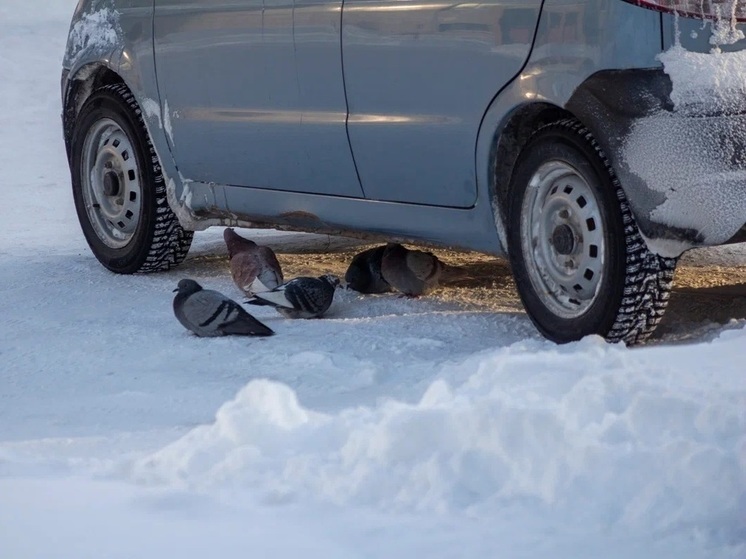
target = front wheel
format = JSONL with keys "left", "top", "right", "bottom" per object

{"left": 70, "top": 83, "right": 193, "bottom": 273}
{"left": 506, "top": 119, "right": 676, "bottom": 345}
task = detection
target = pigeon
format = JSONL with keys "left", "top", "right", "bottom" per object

{"left": 380, "top": 242, "right": 469, "bottom": 296}
{"left": 245, "top": 274, "right": 340, "bottom": 319}
{"left": 345, "top": 245, "right": 392, "bottom": 294}
{"left": 223, "top": 228, "right": 284, "bottom": 296}
{"left": 173, "top": 279, "right": 274, "bottom": 337}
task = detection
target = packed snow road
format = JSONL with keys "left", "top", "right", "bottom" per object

{"left": 1, "top": 1, "right": 744, "bottom": 558}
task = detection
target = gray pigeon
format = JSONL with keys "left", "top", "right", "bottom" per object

{"left": 224, "top": 228, "right": 284, "bottom": 296}
{"left": 173, "top": 279, "right": 274, "bottom": 337}
{"left": 245, "top": 275, "right": 340, "bottom": 319}
{"left": 345, "top": 245, "right": 392, "bottom": 294}
{"left": 380, "top": 242, "right": 469, "bottom": 296}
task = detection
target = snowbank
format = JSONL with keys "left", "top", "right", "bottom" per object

{"left": 132, "top": 333, "right": 746, "bottom": 549}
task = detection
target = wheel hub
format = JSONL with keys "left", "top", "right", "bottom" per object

{"left": 102, "top": 170, "right": 121, "bottom": 197}
{"left": 521, "top": 160, "right": 606, "bottom": 319}
{"left": 80, "top": 118, "right": 142, "bottom": 249}
{"left": 551, "top": 223, "right": 576, "bottom": 256}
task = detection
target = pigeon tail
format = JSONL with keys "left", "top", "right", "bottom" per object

{"left": 248, "top": 277, "right": 272, "bottom": 294}
{"left": 257, "top": 289, "right": 295, "bottom": 308}
{"left": 245, "top": 297, "right": 273, "bottom": 307}
{"left": 439, "top": 263, "right": 472, "bottom": 283}
{"left": 219, "top": 316, "right": 274, "bottom": 336}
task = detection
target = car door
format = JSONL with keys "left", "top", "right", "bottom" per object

{"left": 153, "top": 0, "right": 363, "bottom": 197}
{"left": 342, "top": 0, "right": 543, "bottom": 206}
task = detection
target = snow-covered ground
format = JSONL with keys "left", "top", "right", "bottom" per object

{"left": 1, "top": 2, "right": 744, "bottom": 557}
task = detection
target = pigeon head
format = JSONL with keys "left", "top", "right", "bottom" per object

{"left": 223, "top": 227, "right": 257, "bottom": 258}
{"left": 174, "top": 278, "right": 203, "bottom": 295}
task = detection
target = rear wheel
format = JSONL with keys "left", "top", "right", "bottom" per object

{"left": 506, "top": 119, "right": 676, "bottom": 345}
{"left": 70, "top": 83, "right": 193, "bottom": 273}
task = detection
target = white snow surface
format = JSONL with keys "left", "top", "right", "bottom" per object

{"left": 623, "top": 43, "right": 746, "bottom": 252}
{"left": 624, "top": 111, "right": 746, "bottom": 251}
{"left": 1, "top": 3, "right": 745, "bottom": 558}
{"left": 659, "top": 44, "right": 746, "bottom": 112}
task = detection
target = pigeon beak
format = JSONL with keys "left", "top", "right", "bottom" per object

{"left": 172, "top": 288, "right": 179, "bottom": 292}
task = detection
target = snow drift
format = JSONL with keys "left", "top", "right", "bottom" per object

{"left": 132, "top": 333, "right": 746, "bottom": 549}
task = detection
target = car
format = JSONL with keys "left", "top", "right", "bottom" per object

{"left": 61, "top": 0, "right": 746, "bottom": 345}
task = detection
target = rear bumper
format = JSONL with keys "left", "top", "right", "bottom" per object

{"left": 567, "top": 68, "right": 746, "bottom": 257}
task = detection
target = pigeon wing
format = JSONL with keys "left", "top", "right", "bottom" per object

{"left": 283, "top": 280, "right": 318, "bottom": 315}
{"left": 217, "top": 303, "right": 274, "bottom": 336}
{"left": 230, "top": 252, "right": 261, "bottom": 295}
{"left": 285, "top": 278, "right": 334, "bottom": 316}
{"left": 346, "top": 246, "right": 391, "bottom": 294}
{"left": 255, "top": 246, "right": 284, "bottom": 292}
{"left": 345, "top": 249, "right": 373, "bottom": 292}
{"left": 367, "top": 245, "right": 391, "bottom": 291}
{"left": 381, "top": 243, "right": 423, "bottom": 295}
{"left": 181, "top": 289, "right": 230, "bottom": 332}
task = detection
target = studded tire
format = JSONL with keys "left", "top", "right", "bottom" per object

{"left": 70, "top": 83, "right": 193, "bottom": 274}
{"left": 506, "top": 119, "right": 676, "bottom": 345}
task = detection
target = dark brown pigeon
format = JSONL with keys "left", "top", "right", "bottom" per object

{"left": 245, "top": 275, "right": 340, "bottom": 319}
{"left": 345, "top": 245, "right": 392, "bottom": 294}
{"left": 380, "top": 243, "right": 469, "bottom": 296}
{"left": 173, "top": 279, "right": 274, "bottom": 337}
{"left": 223, "top": 228, "right": 284, "bottom": 297}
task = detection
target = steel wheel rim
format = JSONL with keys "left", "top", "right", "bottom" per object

{"left": 80, "top": 118, "right": 142, "bottom": 249}
{"left": 520, "top": 160, "right": 606, "bottom": 319}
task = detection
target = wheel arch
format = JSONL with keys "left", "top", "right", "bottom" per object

{"left": 478, "top": 99, "right": 576, "bottom": 256}
{"left": 62, "top": 57, "right": 210, "bottom": 235}
{"left": 490, "top": 103, "right": 574, "bottom": 233}
{"left": 63, "top": 63, "right": 125, "bottom": 162}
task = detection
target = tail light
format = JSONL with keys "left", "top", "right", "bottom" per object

{"left": 625, "top": 0, "right": 746, "bottom": 22}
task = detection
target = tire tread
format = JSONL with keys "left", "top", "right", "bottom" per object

{"left": 540, "top": 118, "right": 676, "bottom": 344}
{"left": 91, "top": 83, "right": 193, "bottom": 273}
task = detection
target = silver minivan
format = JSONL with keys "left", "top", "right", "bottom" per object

{"left": 62, "top": 0, "right": 746, "bottom": 344}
